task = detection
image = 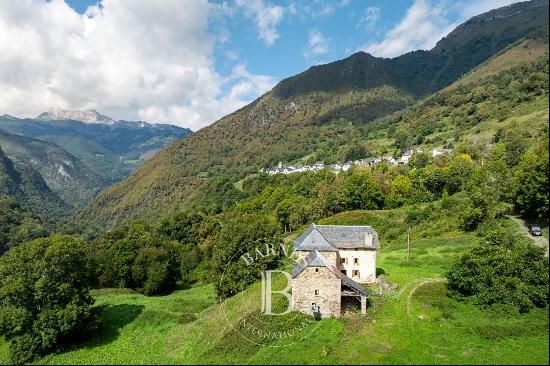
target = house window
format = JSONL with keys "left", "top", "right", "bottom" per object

{"left": 354, "top": 258, "right": 359, "bottom": 265}
{"left": 315, "top": 289, "right": 319, "bottom": 295}
{"left": 315, "top": 268, "right": 319, "bottom": 273}
{"left": 311, "top": 302, "right": 318, "bottom": 311}
{"left": 340, "top": 258, "right": 347, "bottom": 265}
{"left": 352, "top": 270, "right": 360, "bottom": 277}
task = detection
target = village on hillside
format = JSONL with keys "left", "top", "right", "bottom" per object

{"left": 261, "top": 147, "right": 453, "bottom": 175}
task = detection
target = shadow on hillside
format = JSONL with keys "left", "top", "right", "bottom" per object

{"left": 57, "top": 303, "right": 144, "bottom": 354}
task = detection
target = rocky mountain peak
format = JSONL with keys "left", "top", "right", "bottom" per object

{"left": 37, "top": 109, "right": 116, "bottom": 125}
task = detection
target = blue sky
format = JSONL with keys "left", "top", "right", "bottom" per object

{"left": 0, "top": 0, "right": 520, "bottom": 129}
{"left": 64, "top": 0, "right": 428, "bottom": 79}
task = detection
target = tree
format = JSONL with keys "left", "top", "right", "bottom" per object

{"left": 155, "top": 212, "right": 205, "bottom": 245}
{"left": 391, "top": 174, "right": 413, "bottom": 197}
{"left": 90, "top": 221, "right": 182, "bottom": 294}
{"left": 503, "top": 129, "right": 529, "bottom": 167}
{"left": 420, "top": 165, "right": 447, "bottom": 196}
{"left": 132, "top": 246, "right": 177, "bottom": 295}
{"left": 212, "top": 213, "right": 282, "bottom": 299}
{"left": 409, "top": 152, "right": 431, "bottom": 169}
{"left": 445, "top": 153, "right": 474, "bottom": 194}
{"left": 466, "top": 158, "right": 513, "bottom": 222}
{"left": 447, "top": 232, "right": 549, "bottom": 313}
{"left": 0, "top": 235, "right": 94, "bottom": 364}
{"left": 342, "top": 170, "right": 384, "bottom": 210}
{"left": 513, "top": 140, "right": 549, "bottom": 219}
{"left": 386, "top": 174, "right": 414, "bottom": 208}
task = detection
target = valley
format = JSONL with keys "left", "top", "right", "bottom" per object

{"left": 0, "top": 1, "right": 548, "bottom": 365}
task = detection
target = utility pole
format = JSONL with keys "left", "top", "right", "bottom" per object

{"left": 407, "top": 226, "right": 411, "bottom": 263}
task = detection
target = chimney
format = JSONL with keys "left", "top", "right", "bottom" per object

{"left": 365, "top": 232, "right": 373, "bottom": 247}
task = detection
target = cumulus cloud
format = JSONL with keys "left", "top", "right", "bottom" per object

{"left": 360, "top": 0, "right": 457, "bottom": 58}
{"left": 0, "top": 0, "right": 277, "bottom": 130}
{"left": 236, "top": 0, "right": 287, "bottom": 46}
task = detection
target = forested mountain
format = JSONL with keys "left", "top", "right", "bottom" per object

{"left": 77, "top": 0, "right": 549, "bottom": 229}
{"left": 0, "top": 130, "right": 104, "bottom": 207}
{"left": 0, "top": 146, "right": 66, "bottom": 212}
{"left": 0, "top": 110, "right": 191, "bottom": 185}
{"left": 275, "top": 0, "right": 548, "bottom": 99}
{"left": 0, "top": 146, "right": 66, "bottom": 251}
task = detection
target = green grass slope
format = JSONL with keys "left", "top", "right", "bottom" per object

{"left": 5, "top": 201, "right": 547, "bottom": 365}
{"left": 445, "top": 37, "right": 549, "bottom": 91}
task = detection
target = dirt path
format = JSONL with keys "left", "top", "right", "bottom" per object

{"left": 508, "top": 216, "right": 549, "bottom": 256}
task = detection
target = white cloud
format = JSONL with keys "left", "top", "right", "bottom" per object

{"left": 236, "top": 0, "right": 287, "bottom": 46}
{"left": 359, "top": 0, "right": 523, "bottom": 59}
{"left": 359, "top": 6, "right": 380, "bottom": 30}
{"left": 360, "top": 0, "right": 457, "bottom": 58}
{"left": 456, "top": 0, "right": 520, "bottom": 18}
{"left": 0, "top": 0, "right": 277, "bottom": 130}
{"left": 224, "top": 50, "right": 239, "bottom": 61}
{"left": 304, "top": 29, "right": 330, "bottom": 60}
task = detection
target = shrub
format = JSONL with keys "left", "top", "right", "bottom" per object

{"left": 132, "top": 246, "right": 178, "bottom": 296}
{"left": 447, "top": 233, "right": 549, "bottom": 313}
{"left": 0, "top": 235, "right": 94, "bottom": 364}
{"left": 212, "top": 213, "right": 283, "bottom": 299}
{"left": 90, "top": 221, "right": 181, "bottom": 295}
{"left": 513, "top": 140, "right": 549, "bottom": 219}
{"left": 459, "top": 205, "right": 484, "bottom": 231}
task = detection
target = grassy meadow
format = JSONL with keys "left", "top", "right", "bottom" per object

{"left": 1, "top": 202, "right": 547, "bottom": 365}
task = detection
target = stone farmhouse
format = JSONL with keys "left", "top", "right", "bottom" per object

{"left": 291, "top": 224, "right": 380, "bottom": 319}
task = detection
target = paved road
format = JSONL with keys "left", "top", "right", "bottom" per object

{"left": 509, "top": 216, "right": 549, "bottom": 256}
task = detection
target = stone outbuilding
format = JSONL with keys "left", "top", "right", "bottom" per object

{"left": 291, "top": 224, "right": 380, "bottom": 318}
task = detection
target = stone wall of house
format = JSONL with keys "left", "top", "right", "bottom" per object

{"left": 293, "top": 250, "right": 339, "bottom": 267}
{"left": 293, "top": 250, "right": 310, "bottom": 263}
{"left": 292, "top": 266, "right": 341, "bottom": 318}
{"left": 338, "top": 249, "right": 377, "bottom": 283}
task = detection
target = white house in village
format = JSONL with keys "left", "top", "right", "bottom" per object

{"left": 397, "top": 149, "right": 413, "bottom": 164}
{"left": 291, "top": 224, "right": 380, "bottom": 318}
{"left": 263, "top": 149, "right": 423, "bottom": 175}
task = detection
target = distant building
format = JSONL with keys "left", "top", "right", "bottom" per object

{"left": 397, "top": 149, "right": 414, "bottom": 165}
{"left": 292, "top": 224, "right": 380, "bottom": 318}
{"left": 432, "top": 148, "right": 453, "bottom": 157}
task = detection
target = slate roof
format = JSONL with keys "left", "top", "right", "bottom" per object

{"left": 294, "top": 224, "right": 379, "bottom": 251}
{"left": 291, "top": 250, "right": 368, "bottom": 296}
{"left": 293, "top": 225, "right": 338, "bottom": 252}
{"left": 291, "top": 250, "right": 325, "bottom": 278}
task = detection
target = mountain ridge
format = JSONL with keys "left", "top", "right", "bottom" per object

{"left": 0, "top": 113, "right": 191, "bottom": 185}
{"left": 77, "top": 0, "right": 550, "bottom": 229}
{"left": 275, "top": 0, "right": 548, "bottom": 99}
{"left": 0, "top": 129, "right": 105, "bottom": 208}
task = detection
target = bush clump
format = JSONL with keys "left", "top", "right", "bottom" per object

{"left": 447, "top": 229, "right": 549, "bottom": 313}
{"left": 0, "top": 235, "right": 95, "bottom": 364}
